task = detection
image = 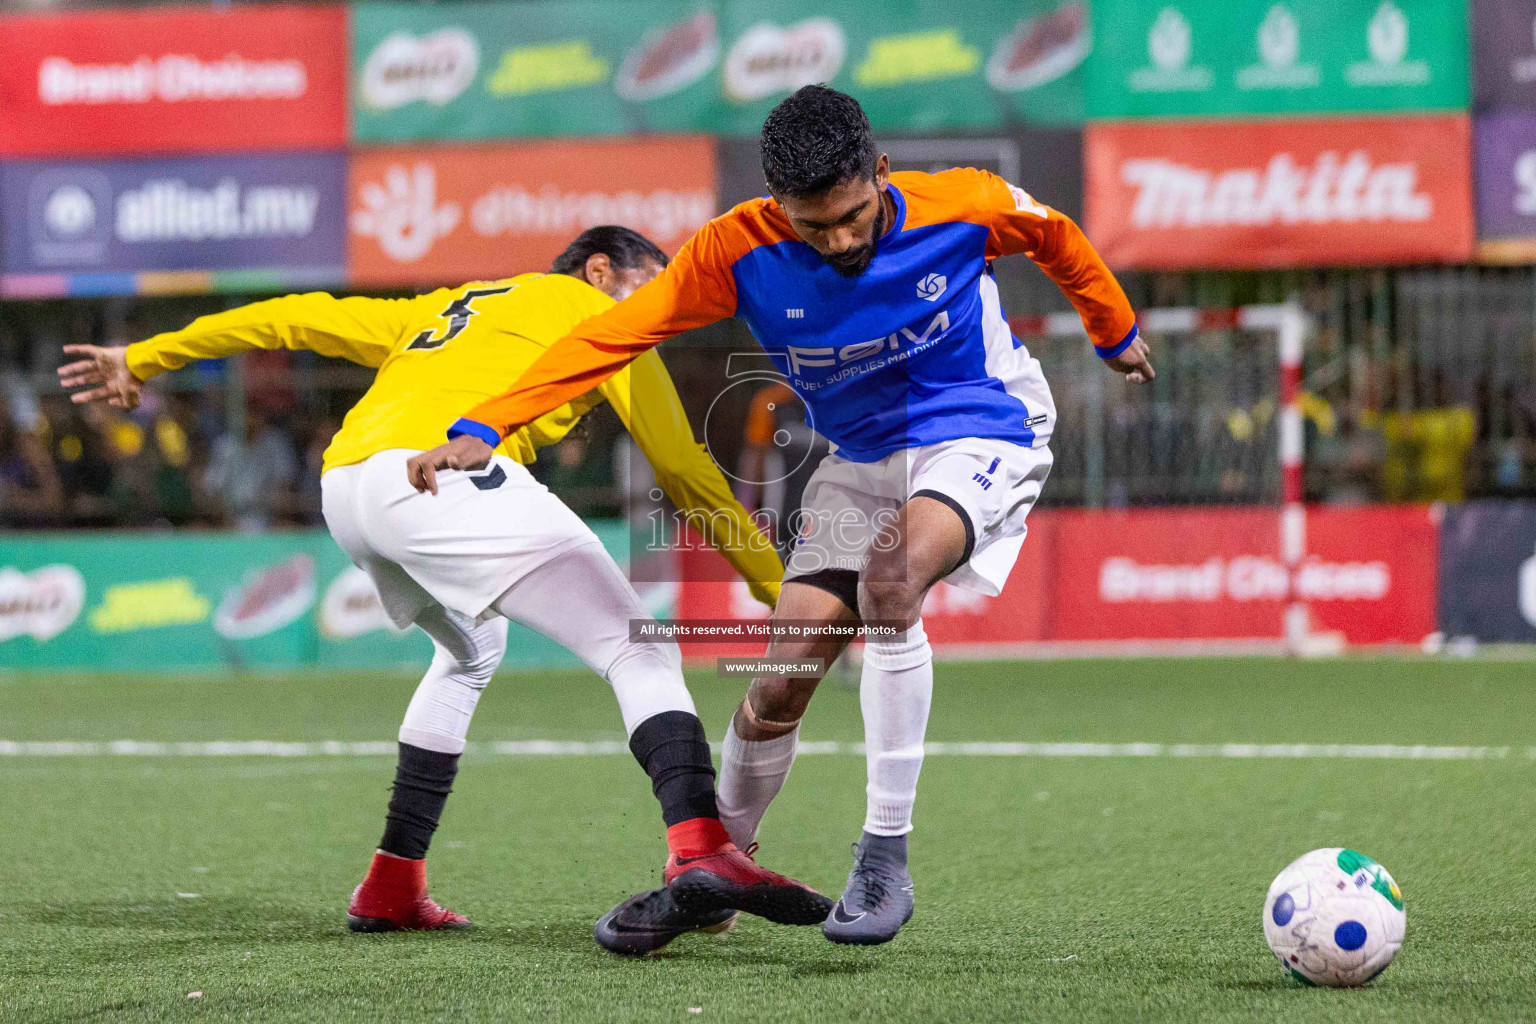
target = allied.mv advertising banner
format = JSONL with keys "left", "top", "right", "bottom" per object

{"left": 0, "top": 152, "right": 348, "bottom": 297}
{"left": 1473, "top": 109, "right": 1536, "bottom": 262}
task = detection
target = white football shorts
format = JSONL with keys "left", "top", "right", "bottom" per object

{"left": 784, "top": 437, "right": 1053, "bottom": 597}
{"left": 321, "top": 449, "right": 603, "bottom": 627}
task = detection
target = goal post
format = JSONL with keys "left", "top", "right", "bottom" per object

{"left": 1011, "top": 300, "right": 1338, "bottom": 653}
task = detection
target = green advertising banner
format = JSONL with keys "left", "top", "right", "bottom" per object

{"left": 1086, "top": 0, "right": 1468, "bottom": 120}
{"left": 0, "top": 524, "right": 636, "bottom": 672}
{"left": 349, "top": 0, "right": 1089, "bottom": 144}
{"left": 716, "top": 0, "right": 1089, "bottom": 129}
{"left": 351, "top": 0, "right": 721, "bottom": 142}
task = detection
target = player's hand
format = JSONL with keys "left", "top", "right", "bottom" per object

{"left": 406, "top": 435, "right": 494, "bottom": 495}
{"left": 1105, "top": 334, "right": 1156, "bottom": 384}
{"left": 58, "top": 344, "right": 143, "bottom": 409}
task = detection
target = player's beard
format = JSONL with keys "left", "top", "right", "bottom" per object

{"left": 824, "top": 200, "right": 886, "bottom": 278}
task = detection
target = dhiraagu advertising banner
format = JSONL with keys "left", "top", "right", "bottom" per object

{"left": 349, "top": 0, "right": 1090, "bottom": 143}
{"left": 1087, "top": 0, "right": 1468, "bottom": 119}
{"left": 0, "top": 525, "right": 639, "bottom": 671}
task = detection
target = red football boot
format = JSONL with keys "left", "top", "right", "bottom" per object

{"left": 663, "top": 818, "right": 832, "bottom": 926}
{"left": 347, "top": 851, "right": 471, "bottom": 932}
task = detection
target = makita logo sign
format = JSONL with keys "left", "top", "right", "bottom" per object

{"left": 38, "top": 54, "right": 306, "bottom": 106}
{"left": 1121, "top": 151, "right": 1432, "bottom": 229}
{"left": 1086, "top": 117, "right": 1472, "bottom": 269}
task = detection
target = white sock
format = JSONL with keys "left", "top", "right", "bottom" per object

{"left": 860, "top": 620, "right": 933, "bottom": 836}
{"left": 716, "top": 719, "right": 799, "bottom": 849}
{"left": 399, "top": 607, "right": 508, "bottom": 754}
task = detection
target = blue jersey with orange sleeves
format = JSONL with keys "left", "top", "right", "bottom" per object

{"left": 455, "top": 168, "right": 1138, "bottom": 463}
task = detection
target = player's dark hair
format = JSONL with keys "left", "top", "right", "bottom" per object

{"left": 760, "top": 85, "right": 877, "bottom": 200}
{"left": 551, "top": 226, "right": 668, "bottom": 276}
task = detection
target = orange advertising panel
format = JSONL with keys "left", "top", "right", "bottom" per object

{"left": 348, "top": 137, "right": 718, "bottom": 286}
{"left": 1085, "top": 115, "right": 1474, "bottom": 270}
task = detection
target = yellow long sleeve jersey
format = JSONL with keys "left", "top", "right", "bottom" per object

{"left": 126, "top": 273, "right": 782, "bottom": 605}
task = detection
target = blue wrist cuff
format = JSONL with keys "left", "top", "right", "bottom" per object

{"left": 1095, "top": 324, "right": 1138, "bottom": 360}
{"left": 447, "top": 418, "right": 501, "bottom": 448}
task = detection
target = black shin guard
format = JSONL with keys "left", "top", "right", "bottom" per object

{"left": 379, "top": 742, "right": 460, "bottom": 859}
{"left": 628, "top": 711, "right": 719, "bottom": 826}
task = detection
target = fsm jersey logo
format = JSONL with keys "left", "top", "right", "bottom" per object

{"left": 783, "top": 310, "right": 951, "bottom": 386}
{"left": 916, "top": 273, "right": 947, "bottom": 301}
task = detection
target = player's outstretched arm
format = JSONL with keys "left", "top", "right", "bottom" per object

{"left": 977, "top": 170, "right": 1154, "bottom": 385}
{"left": 58, "top": 345, "right": 142, "bottom": 409}
{"left": 64, "top": 293, "right": 413, "bottom": 410}
{"left": 110, "top": 292, "right": 411, "bottom": 386}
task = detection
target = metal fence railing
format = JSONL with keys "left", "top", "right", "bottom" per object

{"left": 1025, "top": 316, "right": 1283, "bottom": 508}
{"left": 996, "top": 262, "right": 1536, "bottom": 506}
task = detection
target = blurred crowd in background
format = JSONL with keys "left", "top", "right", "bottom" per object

{"left": 0, "top": 295, "right": 642, "bottom": 531}
{"left": 6, "top": 261, "right": 1536, "bottom": 532}
{"left": 4, "top": 0, "right": 1535, "bottom": 530}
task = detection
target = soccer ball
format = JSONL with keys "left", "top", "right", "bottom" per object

{"left": 1263, "top": 848, "right": 1405, "bottom": 987}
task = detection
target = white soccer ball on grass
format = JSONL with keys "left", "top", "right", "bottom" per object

{"left": 1263, "top": 847, "right": 1405, "bottom": 987}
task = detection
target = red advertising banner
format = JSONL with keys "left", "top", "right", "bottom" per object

{"left": 671, "top": 520, "right": 1053, "bottom": 661}
{"left": 1050, "top": 508, "right": 1284, "bottom": 641}
{"left": 1303, "top": 506, "right": 1438, "bottom": 645}
{"left": 1084, "top": 115, "right": 1474, "bottom": 269}
{"left": 1026, "top": 506, "right": 1436, "bottom": 646}
{"left": 0, "top": 6, "right": 347, "bottom": 158}
{"left": 672, "top": 505, "right": 1436, "bottom": 655}
{"left": 348, "top": 137, "right": 718, "bottom": 287}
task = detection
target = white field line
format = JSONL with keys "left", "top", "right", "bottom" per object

{"left": 0, "top": 740, "right": 1529, "bottom": 760}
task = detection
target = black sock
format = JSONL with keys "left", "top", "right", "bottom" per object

{"left": 628, "top": 711, "right": 719, "bottom": 826}
{"left": 378, "top": 742, "right": 460, "bottom": 859}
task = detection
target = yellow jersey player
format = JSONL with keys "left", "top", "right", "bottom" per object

{"left": 58, "top": 226, "right": 831, "bottom": 947}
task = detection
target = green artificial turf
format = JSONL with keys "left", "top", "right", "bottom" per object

{"left": 2, "top": 658, "right": 1534, "bottom": 1023}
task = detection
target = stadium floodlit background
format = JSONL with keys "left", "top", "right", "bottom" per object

{"left": 3, "top": 3, "right": 1536, "bottom": 1023}
{"left": 3, "top": 0, "right": 1534, "bottom": 662}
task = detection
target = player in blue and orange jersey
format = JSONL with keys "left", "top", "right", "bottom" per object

{"left": 58, "top": 226, "right": 833, "bottom": 942}
{"left": 409, "top": 88, "right": 1156, "bottom": 950}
